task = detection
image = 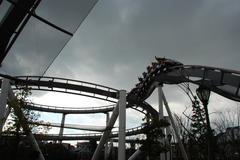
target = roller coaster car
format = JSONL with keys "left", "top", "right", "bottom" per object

{"left": 138, "top": 77, "right": 143, "bottom": 82}
{"left": 155, "top": 56, "right": 183, "bottom": 67}
{"left": 142, "top": 72, "right": 148, "bottom": 78}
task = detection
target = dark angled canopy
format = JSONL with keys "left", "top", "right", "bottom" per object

{"left": 0, "top": 0, "right": 98, "bottom": 76}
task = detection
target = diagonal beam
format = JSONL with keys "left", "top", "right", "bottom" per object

{"left": 0, "top": 0, "right": 39, "bottom": 64}
{"left": 10, "top": 101, "right": 45, "bottom": 160}
{"left": 162, "top": 91, "right": 188, "bottom": 160}
{"left": 0, "top": 78, "right": 10, "bottom": 132}
{"left": 91, "top": 103, "right": 119, "bottom": 160}
{"left": 118, "top": 90, "right": 126, "bottom": 160}
{"left": 5, "top": 80, "right": 45, "bottom": 160}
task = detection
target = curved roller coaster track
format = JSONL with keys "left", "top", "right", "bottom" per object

{"left": 25, "top": 103, "right": 116, "bottom": 114}
{"left": 0, "top": 74, "right": 159, "bottom": 119}
{"left": 1, "top": 57, "right": 240, "bottom": 141}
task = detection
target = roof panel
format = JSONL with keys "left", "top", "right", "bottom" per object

{"left": 0, "top": 0, "right": 98, "bottom": 76}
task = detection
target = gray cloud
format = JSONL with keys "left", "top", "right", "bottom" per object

{"left": 46, "top": 0, "right": 240, "bottom": 134}
{"left": 47, "top": 0, "right": 240, "bottom": 90}
{"left": 2, "top": 0, "right": 240, "bottom": 133}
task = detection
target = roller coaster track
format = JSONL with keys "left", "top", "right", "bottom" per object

{"left": 0, "top": 74, "right": 159, "bottom": 119}
{"left": 25, "top": 102, "right": 148, "bottom": 116}
{"left": 14, "top": 76, "right": 119, "bottom": 103}
{"left": 25, "top": 103, "right": 116, "bottom": 114}
{"left": 1, "top": 125, "right": 145, "bottom": 141}
{"left": 157, "top": 65, "right": 240, "bottom": 101}
{"left": 34, "top": 125, "right": 145, "bottom": 141}
{"left": 1, "top": 58, "right": 240, "bottom": 140}
{"left": 128, "top": 58, "right": 240, "bottom": 103}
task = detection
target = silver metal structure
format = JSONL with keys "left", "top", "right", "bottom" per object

{"left": 118, "top": 90, "right": 127, "bottom": 160}
{"left": 1, "top": 58, "right": 240, "bottom": 160}
{"left": 0, "top": 79, "right": 45, "bottom": 160}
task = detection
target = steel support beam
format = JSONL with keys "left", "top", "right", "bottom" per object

{"left": 0, "top": 78, "right": 10, "bottom": 133}
{"left": 1, "top": 79, "right": 16, "bottom": 133}
{"left": 162, "top": 92, "right": 188, "bottom": 160}
{"left": 0, "top": 0, "right": 39, "bottom": 64}
{"left": 91, "top": 103, "right": 119, "bottom": 160}
{"left": 118, "top": 90, "right": 126, "bottom": 160}
{"left": 165, "top": 116, "right": 171, "bottom": 160}
{"left": 10, "top": 101, "right": 45, "bottom": 160}
{"left": 105, "top": 112, "right": 110, "bottom": 160}
{"left": 4, "top": 79, "right": 45, "bottom": 160}
{"left": 158, "top": 86, "right": 166, "bottom": 160}
{"left": 58, "top": 113, "right": 66, "bottom": 143}
{"left": 59, "top": 113, "right": 66, "bottom": 136}
{"left": 158, "top": 86, "right": 164, "bottom": 119}
{"left": 128, "top": 149, "right": 142, "bottom": 160}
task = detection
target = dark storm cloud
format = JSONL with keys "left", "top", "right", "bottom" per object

{"left": 2, "top": 0, "right": 239, "bottom": 111}
{"left": 1, "top": 0, "right": 237, "bottom": 133}
{"left": 35, "top": 0, "right": 240, "bottom": 134}
{"left": 47, "top": 0, "right": 240, "bottom": 91}
{"left": 0, "top": 0, "right": 97, "bottom": 75}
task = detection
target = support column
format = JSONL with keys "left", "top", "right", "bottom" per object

{"left": 0, "top": 78, "right": 10, "bottom": 133}
{"left": 162, "top": 93, "right": 188, "bottom": 160}
{"left": 118, "top": 90, "right": 126, "bottom": 160}
{"left": 59, "top": 113, "right": 66, "bottom": 143}
{"left": 165, "top": 116, "right": 171, "bottom": 160}
{"left": 105, "top": 112, "right": 110, "bottom": 160}
{"left": 92, "top": 103, "right": 119, "bottom": 160}
{"left": 158, "top": 86, "right": 165, "bottom": 160}
{"left": 9, "top": 94, "right": 45, "bottom": 160}
{"left": 59, "top": 113, "right": 66, "bottom": 136}
{"left": 158, "top": 86, "right": 164, "bottom": 119}
{"left": 128, "top": 149, "right": 142, "bottom": 160}
{"left": 5, "top": 82, "right": 45, "bottom": 160}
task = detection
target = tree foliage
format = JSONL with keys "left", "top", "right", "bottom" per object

{"left": 4, "top": 88, "right": 50, "bottom": 135}
{"left": 188, "top": 97, "right": 208, "bottom": 160}
{"left": 190, "top": 96, "right": 207, "bottom": 143}
{"left": 140, "top": 113, "right": 171, "bottom": 158}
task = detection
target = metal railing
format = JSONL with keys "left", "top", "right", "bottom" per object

{"left": 27, "top": 102, "right": 115, "bottom": 112}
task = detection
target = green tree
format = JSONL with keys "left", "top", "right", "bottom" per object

{"left": 4, "top": 87, "right": 50, "bottom": 135}
{"left": 141, "top": 113, "right": 170, "bottom": 159}
{"left": 190, "top": 96, "right": 207, "bottom": 143}
{"left": 188, "top": 96, "right": 208, "bottom": 159}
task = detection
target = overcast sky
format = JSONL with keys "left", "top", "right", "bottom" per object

{"left": 44, "top": 0, "right": 240, "bottom": 86}
{"left": 2, "top": 0, "right": 240, "bottom": 136}
{"left": 37, "top": 0, "right": 240, "bottom": 135}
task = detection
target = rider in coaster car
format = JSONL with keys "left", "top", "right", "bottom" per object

{"left": 155, "top": 56, "right": 183, "bottom": 72}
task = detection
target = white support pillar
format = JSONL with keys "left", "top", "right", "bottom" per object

{"left": 128, "top": 149, "right": 142, "bottom": 160}
{"left": 92, "top": 103, "right": 119, "bottom": 160}
{"left": 0, "top": 78, "right": 10, "bottom": 133}
{"left": 105, "top": 112, "right": 110, "bottom": 160}
{"left": 59, "top": 113, "right": 66, "bottom": 143}
{"left": 59, "top": 113, "right": 66, "bottom": 136}
{"left": 28, "top": 133, "right": 46, "bottom": 160}
{"left": 165, "top": 116, "right": 171, "bottom": 160}
{"left": 9, "top": 99, "right": 46, "bottom": 160}
{"left": 158, "top": 86, "right": 165, "bottom": 160}
{"left": 162, "top": 93, "right": 188, "bottom": 160}
{"left": 158, "top": 86, "right": 164, "bottom": 119}
{"left": 5, "top": 81, "right": 45, "bottom": 160}
{"left": 118, "top": 90, "right": 126, "bottom": 160}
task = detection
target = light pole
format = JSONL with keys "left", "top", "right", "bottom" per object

{"left": 196, "top": 86, "right": 213, "bottom": 160}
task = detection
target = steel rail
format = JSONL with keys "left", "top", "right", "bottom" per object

{"left": 25, "top": 103, "right": 115, "bottom": 114}
{"left": 155, "top": 65, "right": 240, "bottom": 101}
{"left": 1, "top": 125, "right": 145, "bottom": 141}
{"left": 25, "top": 102, "right": 148, "bottom": 116}
{"left": 0, "top": 74, "right": 159, "bottom": 119}
{"left": 15, "top": 76, "right": 119, "bottom": 103}
{"left": 34, "top": 125, "right": 145, "bottom": 141}
{"left": 129, "top": 59, "right": 240, "bottom": 103}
